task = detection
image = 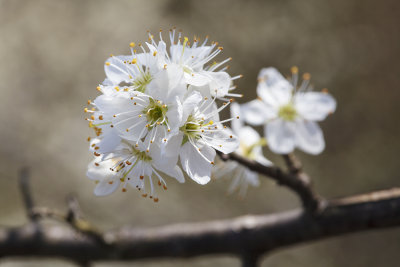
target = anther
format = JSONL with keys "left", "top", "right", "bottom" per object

{"left": 322, "top": 88, "right": 329, "bottom": 94}
{"left": 94, "top": 163, "right": 99, "bottom": 166}
{"left": 303, "top": 73, "right": 311, "bottom": 80}
{"left": 114, "top": 86, "right": 120, "bottom": 91}
{"left": 108, "top": 181, "right": 113, "bottom": 184}
{"left": 163, "top": 185, "right": 167, "bottom": 190}
{"left": 87, "top": 137, "right": 91, "bottom": 142}
{"left": 154, "top": 198, "right": 159, "bottom": 203}
{"left": 140, "top": 175, "right": 144, "bottom": 180}
{"left": 122, "top": 188, "right": 127, "bottom": 192}
{"left": 129, "top": 42, "right": 135, "bottom": 48}
{"left": 142, "top": 194, "right": 147, "bottom": 197}
{"left": 96, "top": 86, "right": 101, "bottom": 91}
{"left": 99, "top": 115, "right": 103, "bottom": 120}
{"left": 131, "top": 59, "right": 137, "bottom": 64}
{"left": 105, "top": 62, "right": 110, "bottom": 66}
{"left": 291, "top": 66, "right": 298, "bottom": 74}
{"left": 211, "top": 161, "right": 215, "bottom": 165}
{"left": 153, "top": 51, "right": 157, "bottom": 56}
{"left": 87, "top": 100, "right": 91, "bottom": 105}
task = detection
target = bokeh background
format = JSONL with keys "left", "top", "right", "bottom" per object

{"left": 0, "top": 0, "right": 399, "bottom": 266}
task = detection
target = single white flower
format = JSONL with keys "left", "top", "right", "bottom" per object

{"left": 146, "top": 29, "right": 240, "bottom": 98}
{"left": 213, "top": 103, "right": 271, "bottom": 196}
{"left": 242, "top": 67, "right": 336, "bottom": 155}
{"left": 90, "top": 65, "right": 186, "bottom": 155}
{"left": 177, "top": 91, "right": 240, "bottom": 184}
{"left": 87, "top": 139, "right": 184, "bottom": 200}
{"left": 103, "top": 44, "right": 161, "bottom": 93}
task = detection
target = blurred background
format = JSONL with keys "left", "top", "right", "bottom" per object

{"left": 0, "top": 0, "right": 399, "bottom": 266}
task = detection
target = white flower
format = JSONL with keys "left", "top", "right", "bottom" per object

{"left": 177, "top": 91, "right": 239, "bottom": 184}
{"left": 241, "top": 67, "right": 336, "bottom": 155}
{"left": 89, "top": 65, "right": 186, "bottom": 155}
{"left": 146, "top": 29, "right": 240, "bottom": 98}
{"left": 86, "top": 139, "right": 184, "bottom": 200}
{"left": 213, "top": 103, "right": 271, "bottom": 196}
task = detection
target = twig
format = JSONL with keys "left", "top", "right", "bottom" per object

{"left": 0, "top": 188, "right": 399, "bottom": 262}
{"left": 218, "top": 152, "right": 323, "bottom": 212}
{"left": 18, "top": 167, "right": 38, "bottom": 222}
{"left": 282, "top": 153, "right": 303, "bottom": 174}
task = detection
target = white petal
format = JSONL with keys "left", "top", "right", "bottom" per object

{"left": 94, "top": 179, "right": 120, "bottom": 196}
{"left": 230, "top": 102, "right": 243, "bottom": 134}
{"left": 94, "top": 131, "right": 121, "bottom": 154}
{"left": 295, "top": 92, "right": 336, "bottom": 121}
{"left": 207, "top": 71, "right": 231, "bottom": 97}
{"left": 295, "top": 120, "right": 325, "bottom": 155}
{"left": 205, "top": 126, "right": 239, "bottom": 154}
{"left": 266, "top": 119, "right": 296, "bottom": 154}
{"left": 180, "top": 142, "right": 215, "bottom": 184}
{"left": 237, "top": 126, "right": 260, "bottom": 148}
{"left": 184, "top": 70, "right": 210, "bottom": 86}
{"left": 180, "top": 91, "right": 203, "bottom": 126}
{"left": 254, "top": 154, "right": 272, "bottom": 166}
{"left": 158, "top": 165, "right": 185, "bottom": 183}
{"left": 104, "top": 55, "right": 134, "bottom": 85}
{"left": 257, "top": 67, "right": 293, "bottom": 106}
{"left": 241, "top": 100, "right": 276, "bottom": 125}
{"left": 243, "top": 169, "right": 260, "bottom": 187}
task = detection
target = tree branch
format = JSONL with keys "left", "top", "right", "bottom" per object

{"left": 218, "top": 152, "right": 323, "bottom": 212}
{"left": 18, "top": 167, "right": 38, "bottom": 222}
{"left": 1, "top": 188, "right": 400, "bottom": 262}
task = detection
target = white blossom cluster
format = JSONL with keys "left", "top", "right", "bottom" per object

{"left": 85, "top": 30, "right": 241, "bottom": 201}
{"left": 85, "top": 30, "right": 337, "bottom": 200}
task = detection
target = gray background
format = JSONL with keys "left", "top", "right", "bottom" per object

{"left": 0, "top": 0, "right": 399, "bottom": 266}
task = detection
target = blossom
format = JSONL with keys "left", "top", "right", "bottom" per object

{"left": 146, "top": 29, "right": 241, "bottom": 98}
{"left": 213, "top": 103, "right": 271, "bottom": 196}
{"left": 87, "top": 138, "right": 184, "bottom": 200}
{"left": 85, "top": 30, "right": 240, "bottom": 200}
{"left": 241, "top": 67, "right": 336, "bottom": 155}
{"left": 177, "top": 91, "right": 239, "bottom": 184}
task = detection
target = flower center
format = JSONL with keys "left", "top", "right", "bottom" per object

{"left": 278, "top": 104, "right": 297, "bottom": 121}
{"left": 144, "top": 98, "right": 168, "bottom": 126}
{"left": 133, "top": 72, "right": 152, "bottom": 93}
{"left": 133, "top": 149, "right": 152, "bottom": 162}
{"left": 180, "top": 115, "right": 210, "bottom": 144}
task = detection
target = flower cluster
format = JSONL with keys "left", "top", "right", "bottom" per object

{"left": 85, "top": 30, "right": 240, "bottom": 201}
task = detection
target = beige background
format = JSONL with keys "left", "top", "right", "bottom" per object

{"left": 0, "top": 0, "right": 399, "bottom": 266}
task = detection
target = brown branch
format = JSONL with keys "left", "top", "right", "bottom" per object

{"left": 218, "top": 152, "right": 323, "bottom": 212}
{"left": 1, "top": 188, "right": 400, "bottom": 262}
{"left": 18, "top": 167, "right": 38, "bottom": 222}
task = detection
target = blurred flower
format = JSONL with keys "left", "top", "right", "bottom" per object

{"left": 241, "top": 67, "right": 336, "bottom": 155}
{"left": 213, "top": 103, "right": 271, "bottom": 197}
